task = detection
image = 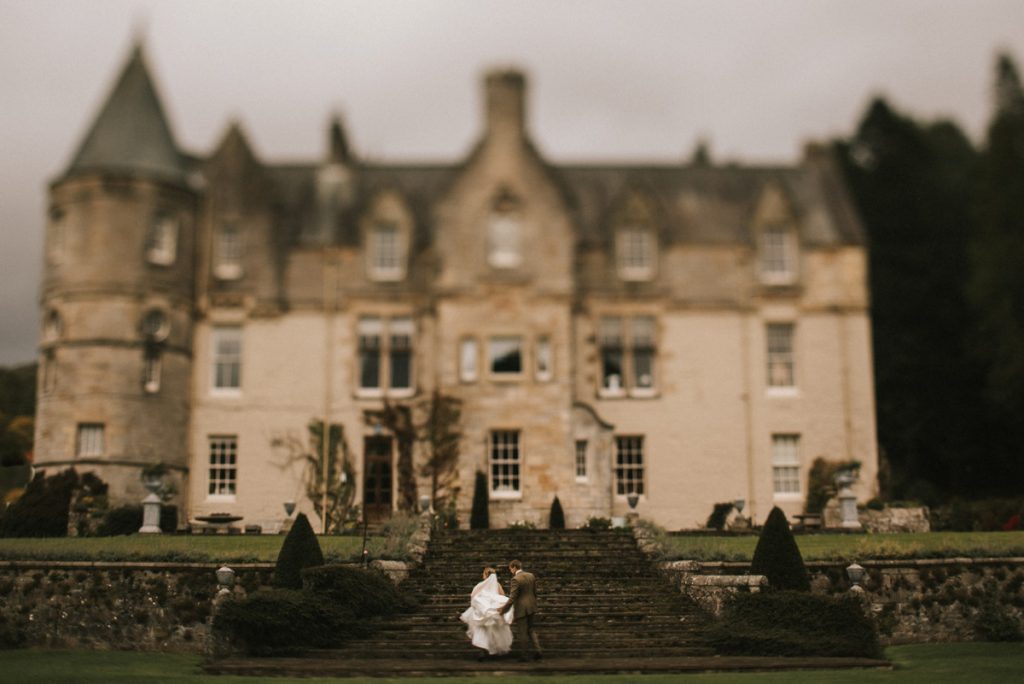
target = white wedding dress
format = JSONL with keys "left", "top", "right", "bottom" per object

{"left": 459, "top": 573, "right": 514, "bottom": 655}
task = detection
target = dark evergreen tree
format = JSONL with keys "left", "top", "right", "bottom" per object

{"left": 470, "top": 471, "right": 489, "bottom": 529}
{"left": 836, "top": 98, "right": 989, "bottom": 498}
{"left": 0, "top": 468, "right": 79, "bottom": 537}
{"left": 549, "top": 496, "right": 565, "bottom": 529}
{"left": 272, "top": 513, "right": 324, "bottom": 589}
{"left": 968, "top": 53, "right": 1024, "bottom": 494}
{"left": 750, "top": 507, "right": 809, "bottom": 591}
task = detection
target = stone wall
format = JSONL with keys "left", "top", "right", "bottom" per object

{"left": 664, "top": 556, "right": 1024, "bottom": 644}
{"left": 0, "top": 561, "right": 273, "bottom": 653}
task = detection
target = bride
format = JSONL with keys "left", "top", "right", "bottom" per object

{"left": 459, "top": 566, "right": 514, "bottom": 658}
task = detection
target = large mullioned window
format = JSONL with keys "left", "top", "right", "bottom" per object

{"left": 358, "top": 316, "right": 414, "bottom": 394}
{"left": 599, "top": 316, "right": 656, "bottom": 395}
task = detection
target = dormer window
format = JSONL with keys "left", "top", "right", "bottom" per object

{"left": 488, "top": 213, "right": 522, "bottom": 269}
{"left": 617, "top": 226, "right": 656, "bottom": 281}
{"left": 145, "top": 214, "right": 178, "bottom": 266}
{"left": 215, "top": 222, "right": 243, "bottom": 280}
{"left": 487, "top": 189, "right": 523, "bottom": 270}
{"left": 368, "top": 221, "right": 406, "bottom": 281}
{"left": 759, "top": 223, "right": 797, "bottom": 284}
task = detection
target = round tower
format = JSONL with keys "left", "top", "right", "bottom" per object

{"left": 35, "top": 44, "right": 196, "bottom": 509}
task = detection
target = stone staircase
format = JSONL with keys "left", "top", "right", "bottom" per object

{"left": 207, "top": 528, "right": 889, "bottom": 676}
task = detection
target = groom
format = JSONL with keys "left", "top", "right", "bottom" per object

{"left": 500, "top": 559, "right": 542, "bottom": 661}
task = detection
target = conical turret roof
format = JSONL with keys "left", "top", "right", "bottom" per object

{"left": 66, "top": 43, "right": 185, "bottom": 182}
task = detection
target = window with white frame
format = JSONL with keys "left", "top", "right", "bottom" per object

{"left": 535, "top": 336, "right": 552, "bottom": 382}
{"left": 76, "top": 423, "right": 104, "bottom": 457}
{"left": 575, "top": 439, "right": 588, "bottom": 481}
{"left": 489, "top": 430, "right": 521, "bottom": 497}
{"left": 489, "top": 336, "right": 523, "bottom": 376}
{"left": 617, "top": 226, "right": 656, "bottom": 280}
{"left": 766, "top": 323, "right": 795, "bottom": 389}
{"left": 357, "top": 316, "right": 415, "bottom": 394}
{"left": 211, "top": 326, "right": 242, "bottom": 393}
{"left": 614, "top": 435, "right": 644, "bottom": 495}
{"left": 459, "top": 337, "right": 478, "bottom": 382}
{"left": 145, "top": 214, "right": 178, "bottom": 266}
{"left": 599, "top": 316, "right": 657, "bottom": 395}
{"left": 208, "top": 435, "right": 238, "bottom": 497}
{"left": 759, "top": 224, "right": 796, "bottom": 283}
{"left": 369, "top": 222, "right": 406, "bottom": 281}
{"left": 771, "top": 434, "right": 801, "bottom": 496}
{"left": 487, "top": 212, "right": 522, "bottom": 269}
{"left": 215, "top": 222, "right": 242, "bottom": 279}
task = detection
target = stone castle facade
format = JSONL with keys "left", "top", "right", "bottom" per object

{"left": 34, "top": 45, "right": 878, "bottom": 530}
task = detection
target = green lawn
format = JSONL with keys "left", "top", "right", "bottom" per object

{"left": 661, "top": 531, "right": 1024, "bottom": 562}
{"left": 0, "top": 534, "right": 383, "bottom": 563}
{"left": 0, "top": 644, "right": 1021, "bottom": 683}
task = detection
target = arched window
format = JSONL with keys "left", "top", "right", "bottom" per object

{"left": 487, "top": 189, "right": 523, "bottom": 269}
{"left": 141, "top": 309, "right": 170, "bottom": 342}
{"left": 43, "top": 309, "right": 62, "bottom": 343}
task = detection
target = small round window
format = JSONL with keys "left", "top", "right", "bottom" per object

{"left": 43, "top": 309, "right": 62, "bottom": 342}
{"left": 141, "top": 309, "right": 170, "bottom": 342}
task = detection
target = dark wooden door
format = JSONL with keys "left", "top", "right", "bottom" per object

{"left": 363, "top": 436, "right": 393, "bottom": 522}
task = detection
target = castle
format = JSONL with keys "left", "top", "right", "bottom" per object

{"left": 34, "top": 44, "right": 878, "bottom": 531}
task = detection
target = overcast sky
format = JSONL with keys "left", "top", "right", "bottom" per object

{"left": 1, "top": 0, "right": 1022, "bottom": 365}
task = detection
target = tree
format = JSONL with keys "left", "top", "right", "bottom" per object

{"left": 549, "top": 496, "right": 565, "bottom": 529}
{"left": 836, "top": 97, "right": 989, "bottom": 498}
{"left": 272, "top": 512, "right": 324, "bottom": 589}
{"left": 0, "top": 468, "right": 79, "bottom": 537}
{"left": 0, "top": 363, "right": 36, "bottom": 467}
{"left": 379, "top": 391, "right": 463, "bottom": 512}
{"left": 275, "top": 420, "right": 355, "bottom": 534}
{"left": 470, "top": 471, "right": 489, "bottom": 529}
{"left": 968, "top": 52, "right": 1024, "bottom": 493}
{"left": 750, "top": 507, "right": 809, "bottom": 591}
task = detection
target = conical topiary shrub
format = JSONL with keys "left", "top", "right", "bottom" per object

{"left": 549, "top": 496, "right": 565, "bottom": 529}
{"left": 750, "top": 506, "right": 810, "bottom": 591}
{"left": 470, "top": 471, "right": 489, "bottom": 529}
{"left": 273, "top": 512, "right": 324, "bottom": 589}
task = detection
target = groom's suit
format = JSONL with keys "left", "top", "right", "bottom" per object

{"left": 501, "top": 569, "right": 541, "bottom": 659}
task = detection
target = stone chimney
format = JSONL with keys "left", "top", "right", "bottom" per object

{"left": 484, "top": 69, "right": 527, "bottom": 142}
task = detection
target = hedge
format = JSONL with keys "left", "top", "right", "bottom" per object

{"left": 706, "top": 590, "right": 882, "bottom": 658}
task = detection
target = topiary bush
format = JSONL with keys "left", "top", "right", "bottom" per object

{"left": 0, "top": 468, "right": 79, "bottom": 537}
{"left": 706, "top": 590, "right": 881, "bottom": 658}
{"left": 470, "top": 470, "right": 489, "bottom": 529}
{"left": 750, "top": 506, "right": 810, "bottom": 591}
{"left": 301, "top": 565, "right": 417, "bottom": 617}
{"left": 705, "top": 502, "right": 734, "bottom": 530}
{"left": 213, "top": 588, "right": 363, "bottom": 656}
{"left": 549, "top": 496, "right": 565, "bottom": 529}
{"left": 272, "top": 513, "right": 324, "bottom": 589}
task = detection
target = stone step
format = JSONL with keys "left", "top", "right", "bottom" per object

{"left": 314, "top": 646, "right": 717, "bottom": 660}
{"left": 206, "top": 655, "right": 893, "bottom": 678}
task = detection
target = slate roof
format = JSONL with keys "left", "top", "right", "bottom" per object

{"left": 258, "top": 157, "right": 863, "bottom": 249}
{"left": 65, "top": 45, "right": 185, "bottom": 182}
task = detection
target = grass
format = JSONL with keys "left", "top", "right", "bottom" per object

{"left": 0, "top": 644, "right": 1021, "bottom": 683}
{"left": 0, "top": 534, "right": 385, "bottom": 563}
{"left": 660, "top": 531, "right": 1024, "bottom": 562}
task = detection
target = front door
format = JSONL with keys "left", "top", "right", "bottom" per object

{"left": 363, "top": 436, "right": 393, "bottom": 523}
